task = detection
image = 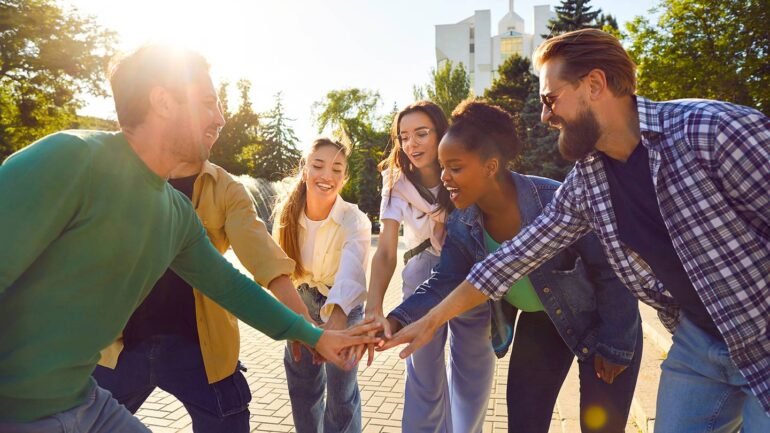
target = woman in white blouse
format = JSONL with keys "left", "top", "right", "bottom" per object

{"left": 362, "top": 101, "right": 495, "bottom": 433}
{"left": 273, "top": 138, "right": 371, "bottom": 433}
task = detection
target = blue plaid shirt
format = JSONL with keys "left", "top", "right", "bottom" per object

{"left": 467, "top": 96, "right": 770, "bottom": 414}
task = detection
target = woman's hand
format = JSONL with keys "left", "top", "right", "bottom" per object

{"left": 377, "top": 315, "right": 437, "bottom": 359}
{"left": 352, "top": 306, "right": 395, "bottom": 367}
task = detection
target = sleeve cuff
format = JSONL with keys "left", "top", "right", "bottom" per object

{"left": 284, "top": 316, "right": 323, "bottom": 347}
{"left": 596, "top": 342, "right": 634, "bottom": 366}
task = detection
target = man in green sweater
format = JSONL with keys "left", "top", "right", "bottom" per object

{"left": 0, "top": 45, "right": 380, "bottom": 433}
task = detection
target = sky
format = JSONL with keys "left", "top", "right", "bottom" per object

{"left": 68, "top": 0, "right": 660, "bottom": 149}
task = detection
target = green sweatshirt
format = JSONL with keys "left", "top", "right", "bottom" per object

{"left": 0, "top": 131, "right": 322, "bottom": 422}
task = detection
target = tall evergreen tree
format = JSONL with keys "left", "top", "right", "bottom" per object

{"left": 515, "top": 92, "right": 573, "bottom": 181}
{"left": 247, "top": 92, "right": 301, "bottom": 181}
{"left": 543, "top": 0, "right": 604, "bottom": 38}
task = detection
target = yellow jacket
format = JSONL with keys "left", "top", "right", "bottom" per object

{"left": 99, "top": 161, "right": 295, "bottom": 383}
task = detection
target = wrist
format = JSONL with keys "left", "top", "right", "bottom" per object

{"left": 423, "top": 310, "right": 444, "bottom": 331}
{"left": 365, "top": 303, "right": 383, "bottom": 317}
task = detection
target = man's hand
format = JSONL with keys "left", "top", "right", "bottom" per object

{"left": 594, "top": 354, "right": 628, "bottom": 384}
{"left": 315, "top": 317, "right": 383, "bottom": 370}
{"left": 377, "top": 315, "right": 438, "bottom": 359}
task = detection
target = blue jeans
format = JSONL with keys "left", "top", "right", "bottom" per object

{"left": 92, "top": 335, "right": 251, "bottom": 433}
{"left": 284, "top": 285, "right": 363, "bottom": 433}
{"left": 401, "top": 252, "right": 495, "bottom": 433}
{"left": 655, "top": 316, "right": 770, "bottom": 433}
{"left": 506, "top": 312, "right": 642, "bottom": 433}
{"left": 0, "top": 381, "right": 150, "bottom": 433}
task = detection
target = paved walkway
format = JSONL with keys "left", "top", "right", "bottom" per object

{"left": 136, "top": 238, "right": 647, "bottom": 432}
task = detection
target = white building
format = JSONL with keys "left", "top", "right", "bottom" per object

{"left": 435, "top": 1, "right": 555, "bottom": 95}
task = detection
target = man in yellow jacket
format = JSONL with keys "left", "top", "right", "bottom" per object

{"left": 95, "top": 158, "right": 313, "bottom": 432}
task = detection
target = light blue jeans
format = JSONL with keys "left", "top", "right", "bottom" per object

{"left": 655, "top": 315, "right": 770, "bottom": 433}
{"left": 284, "top": 285, "right": 363, "bottom": 433}
{"left": 401, "top": 251, "right": 495, "bottom": 433}
{"left": 0, "top": 380, "right": 150, "bottom": 433}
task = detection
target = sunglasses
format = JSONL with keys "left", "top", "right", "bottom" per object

{"left": 540, "top": 73, "right": 589, "bottom": 113}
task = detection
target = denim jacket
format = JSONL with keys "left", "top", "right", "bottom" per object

{"left": 388, "top": 172, "right": 640, "bottom": 365}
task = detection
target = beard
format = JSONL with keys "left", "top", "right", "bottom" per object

{"left": 556, "top": 105, "right": 601, "bottom": 162}
{"left": 168, "top": 119, "right": 211, "bottom": 164}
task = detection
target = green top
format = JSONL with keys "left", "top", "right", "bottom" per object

{"left": 483, "top": 229, "right": 544, "bottom": 312}
{"left": 0, "top": 131, "right": 322, "bottom": 422}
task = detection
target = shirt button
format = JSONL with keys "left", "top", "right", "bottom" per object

{"left": 542, "top": 287, "right": 551, "bottom": 293}
{"left": 566, "top": 328, "right": 573, "bottom": 335}
{"left": 555, "top": 308, "right": 563, "bottom": 315}
{"left": 582, "top": 347, "right": 589, "bottom": 354}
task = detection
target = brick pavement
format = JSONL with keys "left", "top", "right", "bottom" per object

{"left": 135, "top": 238, "right": 641, "bottom": 432}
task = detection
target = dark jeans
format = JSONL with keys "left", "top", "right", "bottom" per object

{"left": 506, "top": 312, "right": 642, "bottom": 433}
{"left": 92, "top": 335, "right": 251, "bottom": 433}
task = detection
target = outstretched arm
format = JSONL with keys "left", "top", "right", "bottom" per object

{"left": 378, "top": 280, "right": 488, "bottom": 358}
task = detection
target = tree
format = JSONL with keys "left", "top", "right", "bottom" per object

{"left": 209, "top": 79, "right": 260, "bottom": 174}
{"left": 625, "top": 0, "right": 769, "bottom": 113}
{"left": 514, "top": 92, "right": 573, "bottom": 180}
{"left": 246, "top": 92, "right": 301, "bottom": 181}
{"left": 312, "top": 88, "right": 388, "bottom": 218}
{"left": 0, "top": 0, "right": 116, "bottom": 160}
{"left": 414, "top": 60, "right": 471, "bottom": 115}
{"left": 484, "top": 54, "right": 538, "bottom": 143}
{"left": 313, "top": 88, "right": 381, "bottom": 144}
{"left": 543, "top": 0, "right": 606, "bottom": 38}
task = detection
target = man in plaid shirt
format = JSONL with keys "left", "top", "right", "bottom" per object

{"left": 381, "top": 29, "right": 769, "bottom": 432}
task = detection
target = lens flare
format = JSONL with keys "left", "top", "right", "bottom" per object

{"left": 583, "top": 405, "right": 608, "bottom": 430}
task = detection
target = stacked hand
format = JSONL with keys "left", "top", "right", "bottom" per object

{"left": 290, "top": 306, "right": 384, "bottom": 371}
{"left": 345, "top": 310, "right": 444, "bottom": 366}
{"left": 349, "top": 308, "right": 395, "bottom": 367}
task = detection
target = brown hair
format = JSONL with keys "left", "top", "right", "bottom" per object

{"left": 533, "top": 29, "right": 636, "bottom": 97}
{"left": 109, "top": 44, "right": 210, "bottom": 128}
{"left": 378, "top": 100, "right": 452, "bottom": 213}
{"left": 448, "top": 98, "right": 522, "bottom": 167}
{"left": 274, "top": 138, "right": 350, "bottom": 279}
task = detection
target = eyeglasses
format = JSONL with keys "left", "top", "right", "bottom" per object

{"left": 398, "top": 128, "right": 434, "bottom": 146}
{"left": 540, "top": 73, "right": 589, "bottom": 113}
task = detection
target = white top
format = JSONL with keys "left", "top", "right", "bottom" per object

{"left": 300, "top": 212, "right": 325, "bottom": 271}
{"left": 380, "top": 185, "right": 441, "bottom": 255}
{"left": 273, "top": 196, "right": 372, "bottom": 322}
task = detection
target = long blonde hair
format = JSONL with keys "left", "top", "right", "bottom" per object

{"left": 274, "top": 138, "right": 351, "bottom": 279}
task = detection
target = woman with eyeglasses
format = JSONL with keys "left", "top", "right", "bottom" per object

{"left": 359, "top": 101, "right": 495, "bottom": 432}
{"left": 380, "top": 99, "right": 643, "bottom": 433}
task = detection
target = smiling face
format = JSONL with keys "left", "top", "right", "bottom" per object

{"left": 303, "top": 144, "right": 347, "bottom": 202}
{"left": 539, "top": 58, "right": 600, "bottom": 161}
{"left": 167, "top": 74, "right": 226, "bottom": 163}
{"left": 398, "top": 111, "right": 439, "bottom": 172}
{"left": 439, "top": 132, "right": 495, "bottom": 210}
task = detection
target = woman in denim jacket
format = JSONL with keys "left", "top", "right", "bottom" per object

{"left": 382, "top": 100, "right": 642, "bottom": 433}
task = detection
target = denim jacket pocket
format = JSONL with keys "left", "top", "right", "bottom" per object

{"left": 550, "top": 256, "right": 596, "bottom": 312}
